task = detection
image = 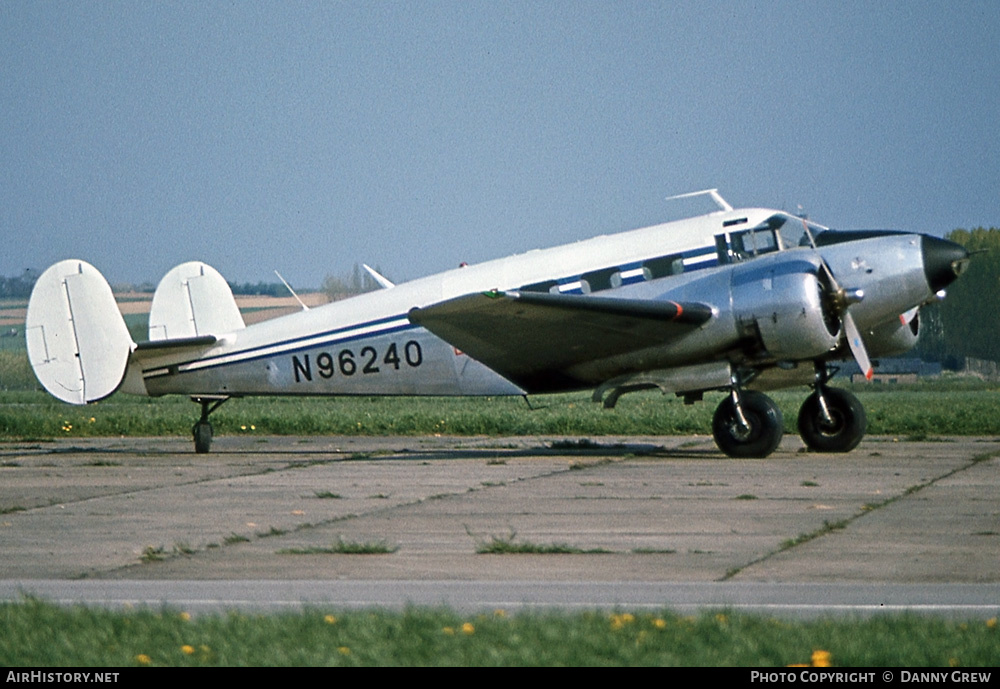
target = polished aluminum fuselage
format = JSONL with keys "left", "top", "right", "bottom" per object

{"left": 136, "top": 208, "right": 941, "bottom": 399}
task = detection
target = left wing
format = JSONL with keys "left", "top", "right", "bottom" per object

{"left": 409, "top": 290, "right": 714, "bottom": 392}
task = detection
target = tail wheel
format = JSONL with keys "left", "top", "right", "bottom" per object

{"left": 798, "top": 387, "right": 867, "bottom": 453}
{"left": 712, "top": 390, "right": 784, "bottom": 458}
{"left": 193, "top": 420, "right": 213, "bottom": 454}
{"left": 191, "top": 396, "right": 227, "bottom": 454}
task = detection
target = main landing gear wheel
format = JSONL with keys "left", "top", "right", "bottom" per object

{"left": 797, "top": 387, "right": 867, "bottom": 453}
{"left": 191, "top": 396, "right": 228, "bottom": 454}
{"left": 712, "top": 390, "right": 784, "bottom": 458}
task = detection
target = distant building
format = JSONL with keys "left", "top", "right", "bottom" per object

{"left": 837, "top": 358, "right": 942, "bottom": 384}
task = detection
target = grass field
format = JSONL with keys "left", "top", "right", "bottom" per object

{"left": 2, "top": 362, "right": 998, "bottom": 440}
{"left": 1, "top": 600, "right": 997, "bottom": 667}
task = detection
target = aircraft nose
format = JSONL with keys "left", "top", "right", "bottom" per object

{"left": 922, "top": 235, "right": 970, "bottom": 293}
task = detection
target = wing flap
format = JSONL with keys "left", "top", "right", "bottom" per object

{"left": 409, "top": 291, "right": 714, "bottom": 392}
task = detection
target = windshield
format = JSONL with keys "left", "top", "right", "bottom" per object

{"left": 717, "top": 214, "right": 828, "bottom": 264}
{"left": 764, "top": 213, "right": 827, "bottom": 250}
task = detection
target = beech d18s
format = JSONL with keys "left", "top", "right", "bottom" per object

{"left": 26, "top": 190, "right": 969, "bottom": 457}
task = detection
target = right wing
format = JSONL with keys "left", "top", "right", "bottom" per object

{"left": 409, "top": 290, "right": 714, "bottom": 392}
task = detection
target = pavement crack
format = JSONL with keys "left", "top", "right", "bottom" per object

{"left": 721, "top": 448, "right": 1000, "bottom": 581}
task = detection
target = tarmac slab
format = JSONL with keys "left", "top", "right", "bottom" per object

{"left": 2, "top": 434, "right": 998, "bottom": 585}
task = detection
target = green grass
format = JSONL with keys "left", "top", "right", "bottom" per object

{"left": 472, "top": 529, "right": 612, "bottom": 555}
{"left": 2, "top": 376, "right": 1000, "bottom": 441}
{"left": 476, "top": 539, "right": 611, "bottom": 554}
{"left": 0, "top": 599, "right": 997, "bottom": 666}
{"left": 277, "top": 538, "right": 399, "bottom": 555}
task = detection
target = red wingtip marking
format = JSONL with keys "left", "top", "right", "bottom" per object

{"left": 865, "top": 369, "right": 874, "bottom": 381}
{"left": 671, "top": 301, "right": 683, "bottom": 320}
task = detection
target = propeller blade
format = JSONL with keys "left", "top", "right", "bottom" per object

{"left": 805, "top": 218, "right": 874, "bottom": 381}
{"left": 899, "top": 307, "right": 918, "bottom": 325}
{"left": 843, "top": 311, "right": 873, "bottom": 381}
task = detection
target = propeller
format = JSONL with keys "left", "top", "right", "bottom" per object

{"left": 801, "top": 220, "right": 874, "bottom": 381}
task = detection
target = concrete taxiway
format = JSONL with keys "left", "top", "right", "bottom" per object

{"left": 1, "top": 434, "right": 998, "bottom": 614}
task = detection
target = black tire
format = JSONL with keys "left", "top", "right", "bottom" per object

{"left": 193, "top": 420, "right": 213, "bottom": 454}
{"left": 712, "top": 391, "right": 784, "bottom": 458}
{"left": 797, "top": 387, "right": 867, "bottom": 453}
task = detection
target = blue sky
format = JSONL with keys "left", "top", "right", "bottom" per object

{"left": 2, "top": 1, "right": 998, "bottom": 288}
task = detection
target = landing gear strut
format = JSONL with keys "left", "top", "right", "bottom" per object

{"left": 797, "top": 365, "right": 867, "bottom": 453}
{"left": 712, "top": 386, "right": 784, "bottom": 458}
{"left": 191, "top": 396, "right": 228, "bottom": 454}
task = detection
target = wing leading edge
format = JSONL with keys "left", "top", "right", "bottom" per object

{"left": 409, "top": 290, "right": 714, "bottom": 393}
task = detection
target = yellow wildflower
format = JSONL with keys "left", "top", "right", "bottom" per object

{"left": 442, "top": 626, "right": 455, "bottom": 635}
{"left": 610, "top": 613, "right": 634, "bottom": 630}
{"left": 987, "top": 618, "right": 997, "bottom": 628}
{"left": 653, "top": 618, "right": 666, "bottom": 629}
{"left": 324, "top": 614, "right": 337, "bottom": 624}
{"left": 338, "top": 646, "right": 351, "bottom": 655}
{"left": 811, "top": 650, "right": 832, "bottom": 667}
{"left": 135, "top": 654, "right": 151, "bottom": 665}
{"left": 179, "top": 611, "right": 191, "bottom": 621}
{"left": 462, "top": 622, "right": 475, "bottom": 635}
{"left": 494, "top": 608, "right": 507, "bottom": 618}
{"left": 181, "top": 645, "right": 195, "bottom": 655}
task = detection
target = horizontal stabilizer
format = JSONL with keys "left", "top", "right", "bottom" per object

{"left": 409, "top": 290, "right": 714, "bottom": 391}
{"left": 148, "top": 262, "right": 245, "bottom": 341}
{"left": 25, "top": 260, "right": 133, "bottom": 404}
{"left": 134, "top": 335, "right": 218, "bottom": 353}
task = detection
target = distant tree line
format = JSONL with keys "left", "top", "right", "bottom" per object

{"left": 913, "top": 227, "right": 1000, "bottom": 368}
{"left": 0, "top": 270, "right": 38, "bottom": 298}
{"left": 321, "top": 263, "right": 385, "bottom": 301}
{"left": 227, "top": 281, "right": 289, "bottom": 297}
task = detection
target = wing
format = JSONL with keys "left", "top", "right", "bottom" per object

{"left": 409, "top": 290, "right": 714, "bottom": 392}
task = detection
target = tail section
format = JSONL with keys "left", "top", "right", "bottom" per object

{"left": 25, "top": 260, "right": 134, "bottom": 404}
{"left": 148, "top": 261, "right": 245, "bottom": 340}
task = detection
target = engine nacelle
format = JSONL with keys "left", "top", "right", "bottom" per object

{"left": 864, "top": 312, "right": 920, "bottom": 358}
{"left": 733, "top": 267, "right": 839, "bottom": 361}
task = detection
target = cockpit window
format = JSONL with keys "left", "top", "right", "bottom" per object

{"left": 729, "top": 227, "right": 779, "bottom": 260}
{"left": 717, "top": 213, "right": 828, "bottom": 264}
{"left": 761, "top": 213, "right": 825, "bottom": 249}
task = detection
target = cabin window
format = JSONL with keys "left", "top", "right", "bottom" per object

{"left": 644, "top": 254, "right": 684, "bottom": 279}
{"left": 581, "top": 267, "right": 617, "bottom": 292}
{"left": 521, "top": 279, "right": 558, "bottom": 293}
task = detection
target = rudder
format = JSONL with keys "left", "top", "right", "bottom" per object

{"left": 148, "top": 261, "right": 245, "bottom": 340}
{"left": 25, "top": 260, "right": 133, "bottom": 404}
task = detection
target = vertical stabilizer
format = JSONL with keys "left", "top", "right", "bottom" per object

{"left": 25, "top": 260, "right": 134, "bottom": 404}
{"left": 148, "top": 261, "right": 245, "bottom": 340}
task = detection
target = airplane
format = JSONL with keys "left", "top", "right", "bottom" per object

{"left": 24, "top": 190, "right": 969, "bottom": 458}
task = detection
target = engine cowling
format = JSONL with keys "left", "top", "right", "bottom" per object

{"left": 733, "top": 267, "right": 840, "bottom": 361}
